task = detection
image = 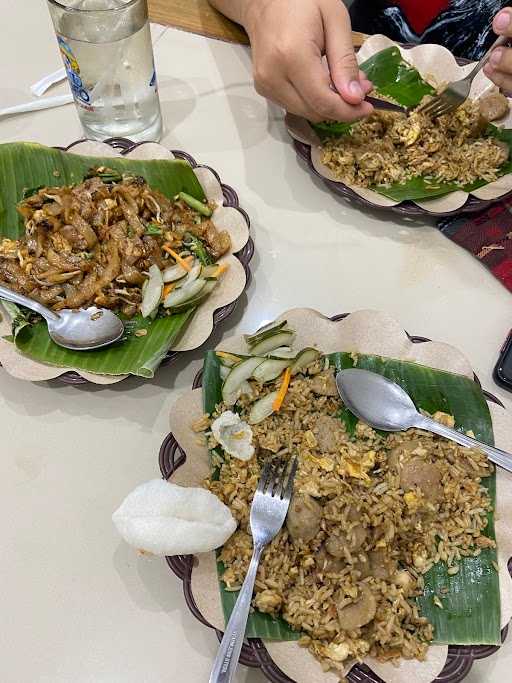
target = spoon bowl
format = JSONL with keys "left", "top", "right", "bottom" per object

{"left": 335, "top": 367, "right": 512, "bottom": 473}
{"left": 336, "top": 368, "right": 419, "bottom": 432}
{"left": 47, "top": 307, "right": 125, "bottom": 350}
{"left": 0, "top": 285, "right": 125, "bottom": 351}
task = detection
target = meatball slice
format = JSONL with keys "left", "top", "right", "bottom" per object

{"left": 314, "top": 415, "right": 346, "bottom": 453}
{"left": 310, "top": 369, "right": 338, "bottom": 396}
{"left": 400, "top": 457, "right": 443, "bottom": 504}
{"left": 338, "top": 585, "right": 377, "bottom": 631}
{"left": 325, "top": 525, "right": 367, "bottom": 558}
{"left": 479, "top": 92, "right": 509, "bottom": 122}
{"left": 286, "top": 493, "right": 322, "bottom": 542}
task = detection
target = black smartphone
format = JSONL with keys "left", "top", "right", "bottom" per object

{"left": 494, "top": 330, "right": 512, "bottom": 392}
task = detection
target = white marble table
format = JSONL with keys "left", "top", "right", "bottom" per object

{"left": 0, "top": 1, "right": 511, "bottom": 681}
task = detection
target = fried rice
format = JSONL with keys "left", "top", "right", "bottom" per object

{"left": 320, "top": 100, "right": 509, "bottom": 189}
{"left": 204, "top": 361, "right": 495, "bottom": 677}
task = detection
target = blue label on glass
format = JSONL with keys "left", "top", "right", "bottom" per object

{"left": 57, "top": 35, "right": 92, "bottom": 106}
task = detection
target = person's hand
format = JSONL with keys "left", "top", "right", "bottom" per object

{"left": 242, "top": 0, "right": 373, "bottom": 122}
{"left": 484, "top": 8, "right": 512, "bottom": 91}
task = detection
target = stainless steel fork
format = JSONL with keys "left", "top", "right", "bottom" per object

{"left": 417, "top": 34, "right": 509, "bottom": 118}
{"left": 209, "top": 456, "right": 298, "bottom": 683}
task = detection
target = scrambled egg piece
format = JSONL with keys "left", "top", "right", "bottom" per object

{"left": 392, "top": 112, "right": 422, "bottom": 146}
{"left": 309, "top": 454, "right": 335, "bottom": 472}
{"left": 340, "top": 450, "right": 376, "bottom": 481}
{"left": 324, "top": 642, "right": 350, "bottom": 662}
{"left": 211, "top": 411, "right": 254, "bottom": 461}
{"left": 404, "top": 491, "right": 420, "bottom": 509}
{"left": 432, "top": 411, "right": 455, "bottom": 428}
{"left": 303, "top": 430, "right": 318, "bottom": 448}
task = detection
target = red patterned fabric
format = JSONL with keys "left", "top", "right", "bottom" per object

{"left": 438, "top": 200, "right": 512, "bottom": 292}
{"left": 395, "top": 0, "right": 450, "bottom": 34}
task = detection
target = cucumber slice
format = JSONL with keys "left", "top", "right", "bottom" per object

{"left": 268, "top": 346, "right": 295, "bottom": 359}
{"left": 167, "top": 280, "right": 216, "bottom": 312}
{"left": 248, "top": 391, "right": 278, "bottom": 424}
{"left": 250, "top": 331, "right": 296, "bottom": 356}
{"left": 163, "top": 278, "right": 206, "bottom": 308}
{"left": 219, "top": 364, "right": 230, "bottom": 380}
{"left": 140, "top": 264, "right": 163, "bottom": 318}
{"left": 290, "top": 348, "right": 322, "bottom": 375}
{"left": 163, "top": 263, "right": 188, "bottom": 283}
{"left": 222, "top": 356, "right": 265, "bottom": 405}
{"left": 252, "top": 359, "right": 291, "bottom": 383}
{"left": 245, "top": 320, "right": 288, "bottom": 348}
{"left": 175, "top": 261, "right": 201, "bottom": 289}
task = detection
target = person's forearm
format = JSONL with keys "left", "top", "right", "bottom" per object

{"left": 208, "top": 0, "right": 251, "bottom": 28}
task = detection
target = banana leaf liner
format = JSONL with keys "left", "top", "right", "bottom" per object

{"left": 0, "top": 140, "right": 251, "bottom": 384}
{"left": 165, "top": 309, "right": 512, "bottom": 683}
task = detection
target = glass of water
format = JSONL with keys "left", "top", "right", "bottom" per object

{"left": 47, "top": 0, "right": 163, "bottom": 142}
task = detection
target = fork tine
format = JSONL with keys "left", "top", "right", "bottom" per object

{"left": 435, "top": 102, "right": 459, "bottom": 118}
{"left": 269, "top": 458, "right": 287, "bottom": 497}
{"left": 256, "top": 458, "right": 273, "bottom": 493}
{"left": 422, "top": 98, "right": 453, "bottom": 118}
{"left": 282, "top": 457, "right": 298, "bottom": 501}
{"left": 417, "top": 97, "right": 441, "bottom": 114}
{"left": 429, "top": 103, "right": 455, "bottom": 118}
{"left": 425, "top": 104, "right": 446, "bottom": 118}
{"left": 423, "top": 100, "right": 446, "bottom": 116}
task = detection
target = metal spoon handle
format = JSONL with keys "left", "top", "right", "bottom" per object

{"left": 209, "top": 543, "right": 264, "bottom": 683}
{"left": 414, "top": 415, "right": 512, "bottom": 474}
{"left": 0, "top": 284, "right": 59, "bottom": 323}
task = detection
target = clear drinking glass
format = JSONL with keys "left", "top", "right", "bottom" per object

{"left": 47, "top": 0, "right": 162, "bottom": 142}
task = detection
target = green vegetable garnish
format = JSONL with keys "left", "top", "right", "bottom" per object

{"left": 144, "top": 223, "right": 163, "bottom": 236}
{"left": 184, "top": 232, "right": 213, "bottom": 265}
{"left": 84, "top": 167, "right": 123, "bottom": 184}
{"left": 179, "top": 191, "right": 212, "bottom": 217}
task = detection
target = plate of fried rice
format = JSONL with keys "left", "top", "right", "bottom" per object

{"left": 162, "top": 309, "right": 512, "bottom": 683}
{"left": 287, "top": 36, "right": 512, "bottom": 216}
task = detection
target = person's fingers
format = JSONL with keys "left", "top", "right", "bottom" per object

{"left": 493, "top": 8, "right": 512, "bottom": 36}
{"left": 255, "top": 75, "right": 324, "bottom": 121}
{"left": 358, "top": 71, "right": 373, "bottom": 94}
{"left": 486, "top": 46, "right": 512, "bottom": 76}
{"left": 361, "top": 79, "right": 373, "bottom": 94}
{"left": 483, "top": 62, "right": 512, "bottom": 93}
{"left": 290, "top": 52, "right": 373, "bottom": 121}
{"left": 323, "top": 1, "right": 363, "bottom": 104}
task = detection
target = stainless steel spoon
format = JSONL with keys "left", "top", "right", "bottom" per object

{"left": 336, "top": 368, "right": 512, "bottom": 473}
{"left": 0, "top": 284, "right": 124, "bottom": 351}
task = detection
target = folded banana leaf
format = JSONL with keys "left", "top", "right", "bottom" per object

{"left": 202, "top": 349, "right": 500, "bottom": 644}
{"left": 0, "top": 142, "right": 206, "bottom": 377}
{"left": 311, "top": 47, "right": 512, "bottom": 202}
